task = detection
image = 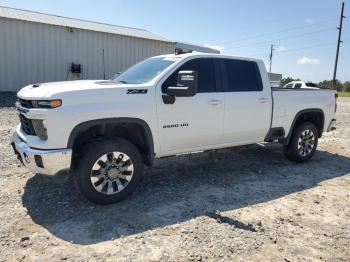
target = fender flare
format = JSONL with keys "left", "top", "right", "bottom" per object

{"left": 67, "top": 117, "right": 154, "bottom": 161}
{"left": 283, "top": 108, "right": 325, "bottom": 145}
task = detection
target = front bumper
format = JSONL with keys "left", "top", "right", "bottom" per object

{"left": 11, "top": 132, "right": 72, "bottom": 175}
{"left": 327, "top": 118, "right": 336, "bottom": 132}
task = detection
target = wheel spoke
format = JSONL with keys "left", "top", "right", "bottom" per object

{"left": 107, "top": 181, "right": 115, "bottom": 194}
{"left": 112, "top": 181, "right": 118, "bottom": 192}
{"left": 122, "top": 159, "right": 132, "bottom": 167}
{"left": 94, "top": 177, "right": 105, "bottom": 187}
{"left": 116, "top": 179, "right": 125, "bottom": 190}
{"left": 119, "top": 174, "right": 132, "bottom": 182}
{"left": 91, "top": 170, "right": 104, "bottom": 180}
{"left": 122, "top": 170, "right": 133, "bottom": 176}
{"left": 101, "top": 181, "right": 109, "bottom": 193}
{"left": 115, "top": 153, "right": 124, "bottom": 164}
{"left": 91, "top": 170, "right": 101, "bottom": 176}
{"left": 97, "top": 160, "right": 106, "bottom": 168}
{"left": 107, "top": 152, "right": 114, "bottom": 162}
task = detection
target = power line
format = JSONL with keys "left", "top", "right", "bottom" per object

{"left": 216, "top": 18, "right": 337, "bottom": 45}
{"left": 224, "top": 27, "right": 335, "bottom": 50}
{"left": 246, "top": 42, "right": 337, "bottom": 58}
{"left": 279, "top": 42, "right": 336, "bottom": 53}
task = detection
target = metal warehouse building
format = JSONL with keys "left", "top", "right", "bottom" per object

{"left": 0, "top": 6, "right": 177, "bottom": 92}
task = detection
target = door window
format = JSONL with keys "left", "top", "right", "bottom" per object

{"left": 222, "top": 59, "right": 263, "bottom": 92}
{"left": 162, "top": 58, "right": 216, "bottom": 93}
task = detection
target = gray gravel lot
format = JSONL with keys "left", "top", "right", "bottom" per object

{"left": 0, "top": 92, "right": 349, "bottom": 261}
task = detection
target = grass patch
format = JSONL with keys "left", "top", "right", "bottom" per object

{"left": 338, "top": 92, "right": 350, "bottom": 97}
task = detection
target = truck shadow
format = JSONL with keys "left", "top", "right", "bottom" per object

{"left": 22, "top": 144, "right": 350, "bottom": 245}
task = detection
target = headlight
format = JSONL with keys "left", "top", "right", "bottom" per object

{"left": 31, "top": 100, "right": 62, "bottom": 108}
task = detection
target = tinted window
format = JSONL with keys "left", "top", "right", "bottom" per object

{"left": 306, "top": 82, "right": 318, "bottom": 87}
{"left": 294, "top": 83, "right": 302, "bottom": 88}
{"left": 162, "top": 58, "right": 216, "bottom": 93}
{"left": 285, "top": 84, "right": 293, "bottom": 88}
{"left": 223, "top": 59, "right": 262, "bottom": 92}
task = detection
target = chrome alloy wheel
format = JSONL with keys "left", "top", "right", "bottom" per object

{"left": 297, "top": 129, "right": 315, "bottom": 157}
{"left": 90, "top": 151, "right": 134, "bottom": 195}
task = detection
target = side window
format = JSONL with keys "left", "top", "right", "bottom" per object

{"left": 294, "top": 83, "right": 302, "bottom": 88}
{"left": 223, "top": 59, "right": 263, "bottom": 92}
{"left": 162, "top": 58, "right": 216, "bottom": 93}
{"left": 306, "top": 82, "right": 317, "bottom": 87}
{"left": 285, "top": 83, "right": 293, "bottom": 88}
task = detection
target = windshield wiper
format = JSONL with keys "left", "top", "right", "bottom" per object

{"left": 118, "top": 80, "right": 128, "bottom": 84}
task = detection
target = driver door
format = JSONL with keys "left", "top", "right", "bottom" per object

{"left": 155, "top": 58, "right": 224, "bottom": 155}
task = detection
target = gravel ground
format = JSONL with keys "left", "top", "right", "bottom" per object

{"left": 0, "top": 92, "right": 349, "bottom": 262}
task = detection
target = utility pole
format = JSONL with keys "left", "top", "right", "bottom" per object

{"left": 333, "top": 1, "right": 345, "bottom": 90}
{"left": 269, "top": 44, "right": 274, "bottom": 75}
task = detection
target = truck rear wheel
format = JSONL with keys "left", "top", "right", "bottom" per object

{"left": 74, "top": 137, "right": 143, "bottom": 204}
{"left": 283, "top": 121, "right": 318, "bottom": 162}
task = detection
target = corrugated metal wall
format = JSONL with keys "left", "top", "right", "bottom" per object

{"left": 0, "top": 17, "right": 175, "bottom": 91}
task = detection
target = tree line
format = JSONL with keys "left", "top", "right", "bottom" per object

{"left": 281, "top": 77, "right": 350, "bottom": 92}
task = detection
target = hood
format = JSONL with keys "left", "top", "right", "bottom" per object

{"left": 17, "top": 80, "right": 127, "bottom": 99}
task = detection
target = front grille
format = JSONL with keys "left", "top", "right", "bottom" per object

{"left": 19, "top": 114, "right": 36, "bottom": 136}
{"left": 18, "top": 98, "right": 33, "bottom": 108}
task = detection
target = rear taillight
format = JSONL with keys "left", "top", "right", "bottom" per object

{"left": 335, "top": 93, "right": 338, "bottom": 113}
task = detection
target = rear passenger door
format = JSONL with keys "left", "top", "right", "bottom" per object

{"left": 220, "top": 58, "right": 272, "bottom": 144}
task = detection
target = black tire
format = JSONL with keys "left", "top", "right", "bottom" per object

{"left": 74, "top": 137, "right": 143, "bottom": 204}
{"left": 283, "top": 121, "right": 318, "bottom": 162}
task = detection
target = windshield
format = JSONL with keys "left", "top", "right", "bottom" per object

{"left": 111, "top": 57, "right": 176, "bottom": 84}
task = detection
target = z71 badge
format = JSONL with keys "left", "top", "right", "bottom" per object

{"left": 127, "top": 89, "right": 147, "bottom": 94}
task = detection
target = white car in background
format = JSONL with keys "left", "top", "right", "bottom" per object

{"left": 283, "top": 81, "right": 319, "bottom": 89}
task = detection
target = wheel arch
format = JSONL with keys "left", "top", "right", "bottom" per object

{"left": 68, "top": 118, "right": 154, "bottom": 166}
{"left": 283, "top": 108, "right": 325, "bottom": 145}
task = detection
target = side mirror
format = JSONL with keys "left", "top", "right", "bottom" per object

{"left": 114, "top": 72, "right": 122, "bottom": 77}
{"left": 166, "top": 70, "right": 198, "bottom": 97}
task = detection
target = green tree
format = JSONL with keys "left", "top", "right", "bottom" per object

{"left": 280, "top": 77, "right": 300, "bottom": 87}
{"left": 343, "top": 81, "right": 350, "bottom": 92}
{"left": 318, "top": 79, "right": 343, "bottom": 91}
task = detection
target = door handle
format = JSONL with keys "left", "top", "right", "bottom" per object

{"left": 208, "top": 100, "right": 222, "bottom": 106}
{"left": 258, "top": 97, "right": 269, "bottom": 103}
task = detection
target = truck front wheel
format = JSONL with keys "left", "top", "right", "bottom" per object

{"left": 74, "top": 137, "right": 143, "bottom": 204}
{"left": 283, "top": 121, "right": 318, "bottom": 162}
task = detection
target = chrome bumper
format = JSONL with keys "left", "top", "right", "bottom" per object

{"left": 327, "top": 118, "right": 336, "bottom": 132}
{"left": 11, "top": 132, "right": 72, "bottom": 175}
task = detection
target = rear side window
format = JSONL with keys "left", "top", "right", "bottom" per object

{"left": 162, "top": 58, "right": 216, "bottom": 93}
{"left": 294, "top": 83, "right": 302, "bottom": 88}
{"left": 306, "top": 82, "right": 317, "bottom": 87}
{"left": 223, "top": 59, "right": 263, "bottom": 92}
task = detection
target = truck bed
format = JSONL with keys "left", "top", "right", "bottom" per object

{"left": 271, "top": 88, "right": 336, "bottom": 137}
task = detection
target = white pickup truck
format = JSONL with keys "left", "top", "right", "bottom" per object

{"left": 12, "top": 53, "right": 337, "bottom": 204}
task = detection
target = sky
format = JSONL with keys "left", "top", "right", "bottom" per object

{"left": 0, "top": 0, "right": 349, "bottom": 82}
